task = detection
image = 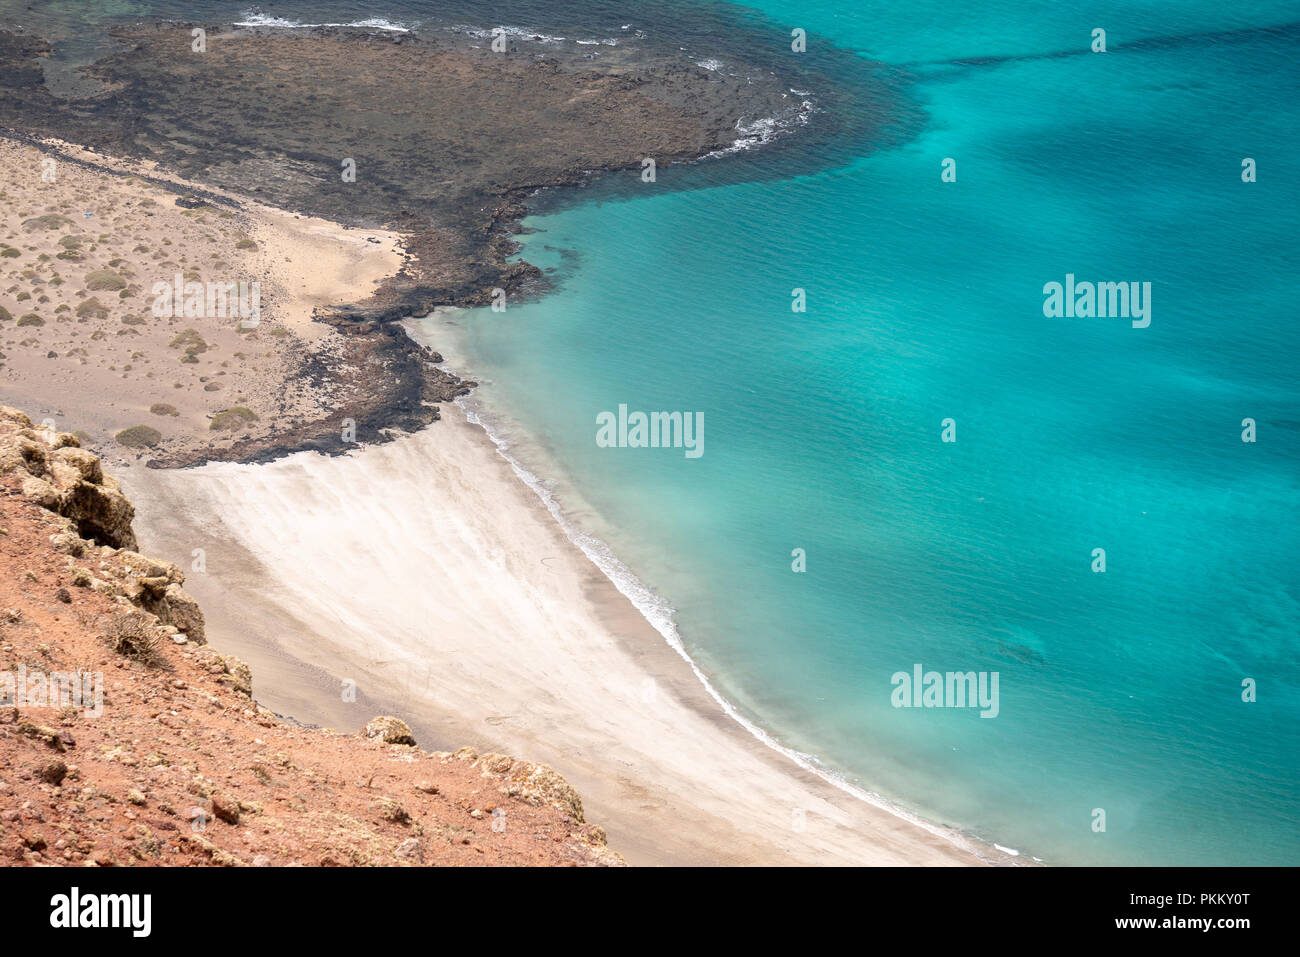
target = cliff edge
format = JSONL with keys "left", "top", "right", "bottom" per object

{"left": 0, "top": 406, "right": 621, "bottom": 866}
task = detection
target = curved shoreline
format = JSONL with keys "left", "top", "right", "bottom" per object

{"left": 455, "top": 389, "right": 1024, "bottom": 862}
{"left": 0, "top": 16, "right": 820, "bottom": 469}
{"left": 412, "top": 314, "right": 1030, "bottom": 864}
{"left": 121, "top": 395, "right": 1022, "bottom": 866}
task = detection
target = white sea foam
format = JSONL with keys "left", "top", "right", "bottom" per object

{"left": 451, "top": 388, "right": 1008, "bottom": 864}
{"left": 454, "top": 25, "right": 618, "bottom": 46}
{"left": 701, "top": 100, "right": 815, "bottom": 160}
{"left": 234, "top": 11, "right": 411, "bottom": 32}
{"left": 458, "top": 25, "right": 564, "bottom": 43}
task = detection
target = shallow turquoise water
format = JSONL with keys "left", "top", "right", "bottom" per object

{"left": 433, "top": 2, "right": 1300, "bottom": 864}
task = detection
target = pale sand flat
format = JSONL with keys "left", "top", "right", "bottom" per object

{"left": 0, "top": 137, "right": 403, "bottom": 464}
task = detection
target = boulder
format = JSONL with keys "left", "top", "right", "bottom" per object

{"left": 363, "top": 716, "right": 416, "bottom": 746}
{"left": 0, "top": 409, "right": 135, "bottom": 549}
{"left": 162, "top": 583, "right": 206, "bottom": 644}
{"left": 210, "top": 793, "right": 240, "bottom": 825}
{"left": 496, "top": 760, "right": 585, "bottom": 822}
{"left": 193, "top": 648, "right": 252, "bottom": 697}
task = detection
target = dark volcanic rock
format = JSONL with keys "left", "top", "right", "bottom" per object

{"left": 0, "top": 22, "right": 806, "bottom": 467}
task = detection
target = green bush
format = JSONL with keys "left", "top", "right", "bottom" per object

{"left": 85, "top": 269, "right": 127, "bottom": 291}
{"left": 209, "top": 407, "right": 259, "bottom": 431}
{"left": 115, "top": 425, "right": 162, "bottom": 448}
{"left": 76, "top": 298, "right": 108, "bottom": 319}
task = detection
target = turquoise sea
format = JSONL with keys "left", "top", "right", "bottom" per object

{"left": 39, "top": 0, "right": 1300, "bottom": 864}
{"left": 425, "top": 2, "right": 1300, "bottom": 865}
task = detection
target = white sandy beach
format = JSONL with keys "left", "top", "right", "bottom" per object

{"left": 122, "top": 401, "right": 1016, "bottom": 866}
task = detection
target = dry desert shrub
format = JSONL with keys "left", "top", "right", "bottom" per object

{"left": 104, "top": 612, "right": 163, "bottom": 666}
{"left": 85, "top": 269, "right": 127, "bottom": 291}
{"left": 209, "top": 407, "right": 258, "bottom": 431}
{"left": 114, "top": 424, "right": 161, "bottom": 448}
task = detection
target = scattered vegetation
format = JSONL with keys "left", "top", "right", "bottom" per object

{"left": 114, "top": 424, "right": 162, "bottom": 448}
{"left": 104, "top": 613, "right": 163, "bottom": 666}
{"left": 169, "top": 328, "right": 207, "bottom": 351}
{"left": 85, "top": 269, "right": 127, "bottom": 291}
{"left": 169, "top": 328, "right": 208, "bottom": 362}
{"left": 209, "top": 407, "right": 259, "bottom": 431}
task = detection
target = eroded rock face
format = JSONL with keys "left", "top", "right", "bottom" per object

{"left": 0, "top": 405, "right": 204, "bottom": 643}
{"left": 0, "top": 406, "right": 137, "bottom": 549}
{"left": 446, "top": 749, "right": 586, "bottom": 825}
{"left": 163, "top": 582, "right": 205, "bottom": 643}
{"left": 194, "top": 647, "right": 253, "bottom": 697}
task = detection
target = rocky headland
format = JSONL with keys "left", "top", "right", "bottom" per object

{"left": 0, "top": 20, "right": 808, "bottom": 467}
